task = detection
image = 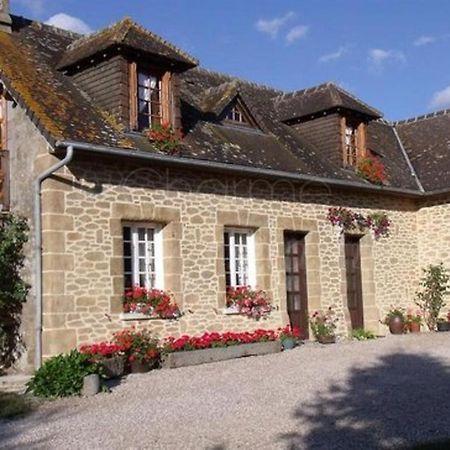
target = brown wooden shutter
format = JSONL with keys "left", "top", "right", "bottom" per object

{"left": 129, "top": 62, "right": 138, "bottom": 130}
{"left": 171, "top": 73, "right": 182, "bottom": 132}
{"left": 357, "top": 122, "right": 366, "bottom": 158}
{"left": 161, "top": 71, "right": 172, "bottom": 125}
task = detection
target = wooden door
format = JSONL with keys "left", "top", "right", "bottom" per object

{"left": 345, "top": 236, "right": 364, "bottom": 329}
{"left": 284, "top": 233, "right": 309, "bottom": 338}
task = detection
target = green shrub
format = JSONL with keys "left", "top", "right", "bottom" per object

{"left": 351, "top": 328, "right": 376, "bottom": 341}
{"left": 26, "top": 350, "right": 100, "bottom": 398}
{"left": 0, "top": 215, "right": 29, "bottom": 371}
{"left": 415, "top": 263, "right": 450, "bottom": 331}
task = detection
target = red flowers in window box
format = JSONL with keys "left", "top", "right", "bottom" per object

{"left": 226, "top": 286, "right": 273, "bottom": 319}
{"left": 123, "top": 287, "right": 181, "bottom": 319}
{"left": 146, "top": 122, "right": 182, "bottom": 154}
{"left": 356, "top": 154, "right": 386, "bottom": 185}
{"left": 162, "top": 329, "right": 279, "bottom": 353}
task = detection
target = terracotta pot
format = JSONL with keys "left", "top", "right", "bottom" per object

{"left": 409, "top": 322, "right": 421, "bottom": 333}
{"left": 388, "top": 316, "right": 404, "bottom": 335}
{"left": 317, "top": 335, "right": 336, "bottom": 344}
{"left": 437, "top": 321, "right": 450, "bottom": 332}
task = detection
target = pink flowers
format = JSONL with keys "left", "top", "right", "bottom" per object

{"left": 226, "top": 286, "right": 273, "bottom": 319}
{"left": 123, "top": 287, "right": 181, "bottom": 319}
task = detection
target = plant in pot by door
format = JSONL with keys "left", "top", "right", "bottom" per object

{"left": 278, "top": 325, "right": 301, "bottom": 350}
{"left": 113, "top": 328, "right": 160, "bottom": 373}
{"left": 405, "top": 308, "right": 422, "bottom": 333}
{"left": 309, "top": 307, "right": 338, "bottom": 344}
{"left": 415, "top": 263, "right": 450, "bottom": 331}
{"left": 382, "top": 307, "right": 405, "bottom": 335}
{"left": 79, "top": 342, "right": 126, "bottom": 379}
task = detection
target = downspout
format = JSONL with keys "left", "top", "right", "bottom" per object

{"left": 33, "top": 145, "right": 74, "bottom": 369}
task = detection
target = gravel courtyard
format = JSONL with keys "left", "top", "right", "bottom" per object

{"left": 2, "top": 333, "right": 450, "bottom": 449}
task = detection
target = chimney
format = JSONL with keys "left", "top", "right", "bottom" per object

{"left": 0, "top": 0, "right": 11, "bottom": 34}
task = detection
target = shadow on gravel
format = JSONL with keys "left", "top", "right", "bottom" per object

{"left": 280, "top": 353, "right": 450, "bottom": 450}
{"left": 0, "top": 403, "right": 72, "bottom": 449}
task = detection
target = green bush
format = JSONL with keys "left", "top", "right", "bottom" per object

{"left": 26, "top": 350, "right": 100, "bottom": 398}
{"left": 0, "top": 215, "right": 29, "bottom": 371}
{"left": 351, "top": 328, "right": 376, "bottom": 341}
{"left": 416, "top": 263, "right": 450, "bottom": 331}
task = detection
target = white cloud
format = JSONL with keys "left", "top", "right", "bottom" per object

{"left": 255, "top": 11, "right": 295, "bottom": 39}
{"left": 285, "top": 25, "right": 309, "bottom": 45}
{"left": 368, "top": 48, "right": 406, "bottom": 68}
{"left": 45, "top": 13, "right": 92, "bottom": 35}
{"left": 319, "top": 46, "right": 348, "bottom": 63}
{"left": 414, "top": 35, "right": 436, "bottom": 46}
{"left": 430, "top": 86, "right": 450, "bottom": 109}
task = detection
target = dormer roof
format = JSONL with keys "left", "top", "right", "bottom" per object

{"left": 57, "top": 17, "right": 198, "bottom": 71}
{"left": 275, "top": 82, "right": 382, "bottom": 122}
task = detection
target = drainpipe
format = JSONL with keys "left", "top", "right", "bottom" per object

{"left": 33, "top": 146, "right": 74, "bottom": 369}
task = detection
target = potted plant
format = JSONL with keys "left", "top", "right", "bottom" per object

{"left": 383, "top": 307, "right": 405, "bottom": 335}
{"left": 278, "top": 325, "right": 301, "bottom": 350}
{"left": 415, "top": 263, "right": 450, "bottom": 331}
{"left": 437, "top": 317, "right": 450, "bottom": 332}
{"left": 113, "top": 328, "right": 160, "bottom": 373}
{"left": 405, "top": 308, "right": 422, "bottom": 333}
{"left": 309, "top": 307, "right": 338, "bottom": 344}
{"left": 79, "top": 342, "right": 126, "bottom": 379}
{"left": 123, "top": 287, "right": 181, "bottom": 319}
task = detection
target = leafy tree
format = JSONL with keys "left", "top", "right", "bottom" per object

{"left": 0, "top": 214, "right": 29, "bottom": 371}
{"left": 415, "top": 263, "right": 450, "bottom": 331}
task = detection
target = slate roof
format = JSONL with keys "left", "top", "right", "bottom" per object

{"left": 0, "top": 15, "right": 445, "bottom": 194}
{"left": 58, "top": 17, "right": 198, "bottom": 70}
{"left": 396, "top": 112, "right": 450, "bottom": 191}
{"left": 275, "top": 82, "right": 382, "bottom": 122}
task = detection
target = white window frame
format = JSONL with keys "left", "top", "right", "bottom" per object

{"left": 123, "top": 222, "right": 164, "bottom": 290}
{"left": 224, "top": 227, "right": 256, "bottom": 288}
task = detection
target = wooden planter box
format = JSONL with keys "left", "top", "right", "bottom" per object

{"left": 162, "top": 340, "right": 282, "bottom": 369}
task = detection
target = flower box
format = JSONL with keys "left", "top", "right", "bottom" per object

{"left": 161, "top": 341, "right": 281, "bottom": 369}
{"left": 223, "top": 305, "right": 241, "bottom": 315}
{"left": 120, "top": 313, "right": 163, "bottom": 321}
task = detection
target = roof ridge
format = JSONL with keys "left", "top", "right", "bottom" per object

{"left": 331, "top": 82, "right": 383, "bottom": 118}
{"left": 64, "top": 16, "right": 198, "bottom": 65}
{"left": 192, "top": 67, "right": 283, "bottom": 94}
{"left": 26, "top": 17, "right": 82, "bottom": 40}
{"left": 393, "top": 108, "right": 450, "bottom": 125}
{"left": 275, "top": 82, "right": 331, "bottom": 102}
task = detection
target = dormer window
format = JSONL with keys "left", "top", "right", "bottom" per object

{"left": 341, "top": 116, "right": 366, "bottom": 167}
{"left": 138, "top": 70, "right": 162, "bottom": 129}
{"left": 225, "top": 105, "right": 247, "bottom": 124}
{"left": 129, "top": 62, "right": 177, "bottom": 132}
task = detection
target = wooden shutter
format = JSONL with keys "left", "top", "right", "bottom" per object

{"left": 129, "top": 62, "right": 138, "bottom": 130}
{"left": 357, "top": 122, "right": 366, "bottom": 158}
{"left": 161, "top": 71, "right": 172, "bottom": 125}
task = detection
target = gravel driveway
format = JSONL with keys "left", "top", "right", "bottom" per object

{"left": 2, "top": 333, "right": 450, "bottom": 449}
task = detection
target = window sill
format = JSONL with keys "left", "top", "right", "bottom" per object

{"left": 120, "top": 313, "right": 170, "bottom": 321}
{"left": 223, "top": 306, "right": 241, "bottom": 315}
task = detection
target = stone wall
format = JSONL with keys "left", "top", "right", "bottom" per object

{"left": 39, "top": 155, "right": 420, "bottom": 357}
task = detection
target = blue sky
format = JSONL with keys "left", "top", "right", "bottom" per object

{"left": 11, "top": 0, "right": 450, "bottom": 120}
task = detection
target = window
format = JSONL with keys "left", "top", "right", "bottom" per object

{"left": 342, "top": 117, "right": 366, "bottom": 167}
{"left": 137, "top": 70, "right": 162, "bottom": 130}
{"left": 122, "top": 224, "right": 163, "bottom": 289}
{"left": 224, "top": 228, "right": 256, "bottom": 288}
{"left": 225, "top": 104, "right": 248, "bottom": 124}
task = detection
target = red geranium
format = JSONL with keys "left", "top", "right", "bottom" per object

{"left": 226, "top": 286, "right": 273, "bottom": 319}
{"left": 123, "top": 287, "right": 181, "bottom": 319}
{"left": 356, "top": 154, "right": 386, "bottom": 184}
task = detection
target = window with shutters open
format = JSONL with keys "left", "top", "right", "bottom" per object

{"left": 129, "top": 62, "right": 173, "bottom": 131}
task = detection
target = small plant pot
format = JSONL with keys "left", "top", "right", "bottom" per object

{"left": 101, "top": 356, "right": 126, "bottom": 379}
{"left": 437, "top": 321, "right": 450, "bottom": 332}
{"left": 317, "top": 335, "right": 336, "bottom": 344}
{"left": 408, "top": 322, "right": 421, "bottom": 333}
{"left": 388, "top": 317, "right": 405, "bottom": 335}
{"left": 130, "top": 360, "right": 150, "bottom": 374}
{"left": 81, "top": 374, "right": 100, "bottom": 397}
{"left": 281, "top": 337, "right": 296, "bottom": 350}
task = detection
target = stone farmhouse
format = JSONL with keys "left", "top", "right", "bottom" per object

{"left": 0, "top": 2, "right": 448, "bottom": 370}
